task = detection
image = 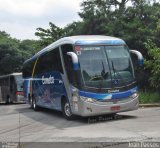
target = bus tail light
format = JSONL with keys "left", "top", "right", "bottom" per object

{"left": 16, "top": 91, "right": 24, "bottom": 95}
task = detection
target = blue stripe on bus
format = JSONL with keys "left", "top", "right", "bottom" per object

{"left": 75, "top": 40, "right": 125, "bottom": 45}
{"left": 73, "top": 63, "right": 79, "bottom": 70}
{"left": 79, "top": 86, "right": 138, "bottom": 100}
{"left": 138, "top": 59, "right": 143, "bottom": 66}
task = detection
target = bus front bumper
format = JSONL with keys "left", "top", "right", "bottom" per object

{"left": 15, "top": 95, "right": 25, "bottom": 103}
{"left": 72, "top": 96, "right": 139, "bottom": 117}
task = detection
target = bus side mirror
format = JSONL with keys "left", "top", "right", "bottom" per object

{"left": 130, "top": 50, "right": 143, "bottom": 67}
{"left": 67, "top": 52, "right": 79, "bottom": 70}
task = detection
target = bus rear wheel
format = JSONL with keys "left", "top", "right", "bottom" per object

{"left": 62, "top": 99, "right": 75, "bottom": 120}
{"left": 29, "top": 95, "right": 33, "bottom": 109}
{"left": 5, "top": 95, "right": 11, "bottom": 104}
{"left": 32, "top": 97, "right": 39, "bottom": 111}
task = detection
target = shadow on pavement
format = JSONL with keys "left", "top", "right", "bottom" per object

{"left": 0, "top": 102, "right": 25, "bottom": 106}
{"left": 15, "top": 104, "right": 138, "bottom": 129}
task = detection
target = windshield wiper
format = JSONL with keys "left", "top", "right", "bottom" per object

{"left": 111, "top": 61, "right": 117, "bottom": 79}
{"left": 90, "top": 75, "right": 104, "bottom": 81}
{"left": 111, "top": 60, "right": 124, "bottom": 86}
{"left": 97, "top": 60, "right": 106, "bottom": 92}
{"left": 101, "top": 61, "right": 109, "bottom": 79}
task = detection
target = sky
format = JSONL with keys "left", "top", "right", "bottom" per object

{"left": 0, "top": 0, "right": 82, "bottom": 40}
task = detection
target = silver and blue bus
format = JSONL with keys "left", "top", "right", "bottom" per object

{"left": 23, "top": 35, "right": 143, "bottom": 120}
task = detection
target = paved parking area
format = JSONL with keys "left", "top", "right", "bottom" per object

{"left": 0, "top": 104, "right": 159, "bottom": 147}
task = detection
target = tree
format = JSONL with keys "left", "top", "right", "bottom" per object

{"left": 78, "top": 0, "right": 160, "bottom": 50}
{"left": 35, "top": 22, "right": 65, "bottom": 47}
{"left": 0, "top": 31, "right": 23, "bottom": 74}
{"left": 63, "top": 21, "right": 84, "bottom": 36}
{"left": 145, "top": 40, "right": 160, "bottom": 90}
{"left": 19, "top": 39, "right": 41, "bottom": 57}
{"left": 78, "top": 0, "right": 113, "bottom": 35}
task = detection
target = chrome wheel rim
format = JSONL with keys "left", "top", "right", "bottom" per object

{"left": 33, "top": 99, "right": 36, "bottom": 109}
{"left": 8, "top": 98, "right": 10, "bottom": 103}
{"left": 64, "top": 102, "right": 71, "bottom": 117}
{"left": 30, "top": 98, "right": 33, "bottom": 107}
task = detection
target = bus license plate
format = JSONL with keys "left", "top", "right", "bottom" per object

{"left": 111, "top": 106, "right": 120, "bottom": 111}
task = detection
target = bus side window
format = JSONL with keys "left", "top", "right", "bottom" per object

{"left": 35, "top": 47, "right": 63, "bottom": 75}
{"left": 23, "top": 60, "right": 34, "bottom": 78}
{"left": 35, "top": 56, "right": 45, "bottom": 75}
{"left": 50, "top": 48, "right": 63, "bottom": 74}
{"left": 61, "top": 44, "right": 75, "bottom": 84}
{"left": 10, "top": 76, "right": 14, "bottom": 92}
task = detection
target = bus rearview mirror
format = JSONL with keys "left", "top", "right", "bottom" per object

{"left": 130, "top": 50, "right": 143, "bottom": 66}
{"left": 67, "top": 52, "right": 79, "bottom": 70}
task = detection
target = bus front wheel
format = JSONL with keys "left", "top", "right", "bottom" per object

{"left": 62, "top": 99, "right": 75, "bottom": 120}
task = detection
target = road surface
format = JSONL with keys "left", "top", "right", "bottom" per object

{"left": 0, "top": 104, "right": 159, "bottom": 147}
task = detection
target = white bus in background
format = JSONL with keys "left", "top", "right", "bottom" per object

{"left": 0, "top": 73, "right": 24, "bottom": 104}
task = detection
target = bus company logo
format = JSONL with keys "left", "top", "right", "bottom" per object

{"left": 42, "top": 75, "right": 54, "bottom": 85}
{"left": 113, "top": 79, "right": 119, "bottom": 85}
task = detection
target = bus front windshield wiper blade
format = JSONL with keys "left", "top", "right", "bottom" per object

{"left": 101, "top": 60, "right": 109, "bottom": 79}
{"left": 111, "top": 60, "right": 124, "bottom": 86}
{"left": 111, "top": 61, "right": 116, "bottom": 78}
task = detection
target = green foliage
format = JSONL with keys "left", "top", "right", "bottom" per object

{"left": 35, "top": 22, "right": 65, "bottom": 47}
{"left": 0, "top": 31, "right": 40, "bottom": 75}
{"left": 0, "top": 31, "right": 22, "bottom": 74}
{"left": 35, "top": 0, "right": 160, "bottom": 52}
{"left": 63, "top": 21, "right": 84, "bottom": 36}
{"left": 144, "top": 40, "right": 160, "bottom": 89}
{"left": 78, "top": 0, "right": 160, "bottom": 52}
{"left": 35, "top": 21, "right": 86, "bottom": 46}
{"left": 19, "top": 39, "right": 41, "bottom": 58}
{"left": 139, "top": 91, "right": 160, "bottom": 104}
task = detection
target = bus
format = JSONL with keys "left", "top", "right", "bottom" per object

{"left": 0, "top": 73, "right": 24, "bottom": 104}
{"left": 23, "top": 35, "right": 143, "bottom": 120}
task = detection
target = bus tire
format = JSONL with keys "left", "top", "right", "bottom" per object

{"left": 29, "top": 95, "right": 33, "bottom": 109}
{"left": 62, "top": 98, "right": 75, "bottom": 120}
{"left": 5, "top": 95, "right": 10, "bottom": 104}
{"left": 32, "top": 97, "right": 39, "bottom": 111}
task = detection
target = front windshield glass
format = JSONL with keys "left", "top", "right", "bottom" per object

{"left": 78, "top": 45, "right": 135, "bottom": 88}
{"left": 105, "top": 45, "right": 134, "bottom": 85}
{"left": 15, "top": 75, "right": 23, "bottom": 91}
{"left": 78, "top": 46, "right": 112, "bottom": 88}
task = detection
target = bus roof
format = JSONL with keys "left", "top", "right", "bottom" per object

{"left": 24, "top": 35, "right": 125, "bottom": 63}
{"left": 0, "top": 73, "right": 22, "bottom": 79}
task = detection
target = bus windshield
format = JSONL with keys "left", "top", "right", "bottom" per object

{"left": 78, "top": 45, "right": 135, "bottom": 88}
{"left": 15, "top": 75, "right": 23, "bottom": 91}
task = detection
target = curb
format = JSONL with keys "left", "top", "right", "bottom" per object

{"left": 139, "top": 103, "right": 160, "bottom": 107}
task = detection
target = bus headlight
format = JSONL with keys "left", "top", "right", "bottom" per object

{"left": 72, "top": 87, "right": 79, "bottom": 102}
{"left": 72, "top": 95, "right": 79, "bottom": 102}
{"left": 71, "top": 87, "right": 79, "bottom": 112}
{"left": 80, "top": 96, "right": 97, "bottom": 103}
{"left": 131, "top": 92, "right": 139, "bottom": 98}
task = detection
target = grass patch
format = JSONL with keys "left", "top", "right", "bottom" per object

{"left": 139, "top": 91, "right": 160, "bottom": 104}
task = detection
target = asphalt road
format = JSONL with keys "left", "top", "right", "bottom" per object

{"left": 0, "top": 104, "right": 160, "bottom": 148}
